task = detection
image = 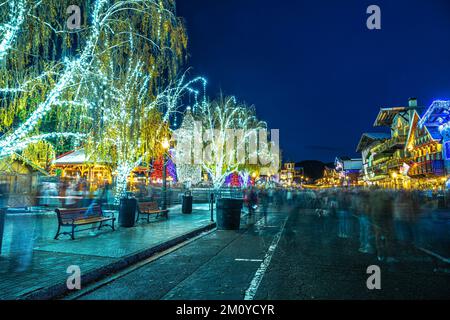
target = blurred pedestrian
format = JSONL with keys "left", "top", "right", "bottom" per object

{"left": 247, "top": 187, "right": 258, "bottom": 216}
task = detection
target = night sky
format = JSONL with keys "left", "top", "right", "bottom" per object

{"left": 177, "top": 0, "right": 450, "bottom": 162}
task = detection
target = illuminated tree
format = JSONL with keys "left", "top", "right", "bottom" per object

{"left": 0, "top": 0, "right": 196, "bottom": 201}
{"left": 0, "top": 0, "right": 26, "bottom": 62}
{"left": 174, "top": 107, "right": 202, "bottom": 187}
{"left": 197, "top": 95, "right": 267, "bottom": 190}
{"left": 21, "top": 140, "right": 55, "bottom": 170}
{"left": 0, "top": 0, "right": 107, "bottom": 157}
{"left": 0, "top": 0, "right": 188, "bottom": 163}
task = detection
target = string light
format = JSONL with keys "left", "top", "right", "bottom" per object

{"left": 418, "top": 100, "right": 450, "bottom": 129}
{"left": 175, "top": 107, "right": 202, "bottom": 186}
{"left": 196, "top": 96, "right": 268, "bottom": 190}
{"left": 0, "top": 132, "right": 85, "bottom": 158}
{"left": 0, "top": 0, "right": 25, "bottom": 62}
{"left": 0, "top": 0, "right": 108, "bottom": 157}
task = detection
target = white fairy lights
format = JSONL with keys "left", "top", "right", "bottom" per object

{"left": 0, "top": 0, "right": 25, "bottom": 62}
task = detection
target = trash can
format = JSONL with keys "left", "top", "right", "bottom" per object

{"left": 119, "top": 195, "right": 137, "bottom": 228}
{"left": 0, "top": 208, "right": 6, "bottom": 255}
{"left": 182, "top": 191, "right": 193, "bottom": 214}
{"left": 216, "top": 198, "right": 243, "bottom": 230}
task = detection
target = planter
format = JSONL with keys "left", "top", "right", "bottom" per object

{"left": 216, "top": 198, "right": 243, "bottom": 230}
{"left": 119, "top": 197, "right": 137, "bottom": 228}
{"left": 182, "top": 192, "right": 193, "bottom": 214}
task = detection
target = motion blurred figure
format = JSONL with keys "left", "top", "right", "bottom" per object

{"left": 369, "top": 188, "right": 395, "bottom": 262}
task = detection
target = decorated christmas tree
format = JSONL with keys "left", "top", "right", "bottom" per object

{"left": 175, "top": 107, "right": 202, "bottom": 186}
{"left": 150, "top": 154, "right": 177, "bottom": 183}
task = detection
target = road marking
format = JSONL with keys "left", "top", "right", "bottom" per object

{"left": 244, "top": 217, "right": 288, "bottom": 300}
{"left": 64, "top": 228, "right": 216, "bottom": 300}
{"left": 235, "top": 258, "right": 263, "bottom": 262}
{"left": 417, "top": 247, "right": 450, "bottom": 264}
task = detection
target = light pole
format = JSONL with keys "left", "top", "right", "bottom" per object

{"left": 161, "top": 138, "right": 170, "bottom": 210}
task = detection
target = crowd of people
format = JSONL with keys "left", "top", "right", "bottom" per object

{"left": 243, "top": 186, "right": 446, "bottom": 261}
{"left": 1, "top": 180, "right": 447, "bottom": 271}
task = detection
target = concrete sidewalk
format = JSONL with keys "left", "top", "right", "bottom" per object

{"left": 0, "top": 204, "right": 215, "bottom": 300}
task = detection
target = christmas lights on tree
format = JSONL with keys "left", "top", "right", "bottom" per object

{"left": 197, "top": 95, "right": 267, "bottom": 190}
{"left": 0, "top": 0, "right": 25, "bottom": 62}
{"left": 0, "top": 0, "right": 275, "bottom": 200}
{"left": 0, "top": 0, "right": 199, "bottom": 201}
{"left": 175, "top": 107, "right": 202, "bottom": 186}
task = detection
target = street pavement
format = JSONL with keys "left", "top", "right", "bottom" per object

{"left": 74, "top": 205, "right": 450, "bottom": 300}
{"left": 0, "top": 204, "right": 213, "bottom": 299}
{"left": 76, "top": 211, "right": 287, "bottom": 300}
{"left": 255, "top": 208, "right": 450, "bottom": 299}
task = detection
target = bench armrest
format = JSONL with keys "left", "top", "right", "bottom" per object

{"left": 103, "top": 210, "right": 115, "bottom": 218}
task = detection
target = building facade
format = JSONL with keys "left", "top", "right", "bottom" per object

{"left": 279, "top": 162, "right": 304, "bottom": 186}
{"left": 334, "top": 157, "right": 363, "bottom": 186}
{"left": 358, "top": 98, "right": 450, "bottom": 190}
{"left": 316, "top": 166, "right": 341, "bottom": 188}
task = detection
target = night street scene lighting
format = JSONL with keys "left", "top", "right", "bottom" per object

{"left": 0, "top": 0, "right": 449, "bottom": 316}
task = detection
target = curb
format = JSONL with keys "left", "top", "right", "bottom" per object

{"left": 21, "top": 222, "right": 216, "bottom": 300}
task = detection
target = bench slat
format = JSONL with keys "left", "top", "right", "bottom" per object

{"left": 73, "top": 216, "right": 114, "bottom": 226}
{"left": 54, "top": 205, "right": 115, "bottom": 240}
{"left": 57, "top": 205, "right": 104, "bottom": 221}
{"left": 137, "top": 201, "right": 168, "bottom": 222}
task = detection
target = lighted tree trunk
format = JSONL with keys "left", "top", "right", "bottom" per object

{"left": 114, "top": 162, "right": 136, "bottom": 205}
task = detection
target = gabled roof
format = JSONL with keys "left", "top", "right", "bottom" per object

{"left": 406, "top": 110, "right": 443, "bottom": 150}
{"left": 53, "top": 149, "right": 112, "bottom": 165}
{"left": 418, "top": 100, "right": 450, "bottom": 128}
{"left": 373, "top": 107, "right": 409, "bottom": 127}
{"left": 373, "top": 106, "right": 425, "bottom": 127}
{"left": 356, "top": 132, "right": 390, "bottom": 152}
{"left": 53, "top": 149, "right": 89, "bottom": 165}
{"left": 0, "top": 159, "right": 32, "bottom": 175}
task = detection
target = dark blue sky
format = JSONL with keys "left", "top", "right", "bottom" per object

{"left": 177, "top": 0, "right": 450, "bottom": 162}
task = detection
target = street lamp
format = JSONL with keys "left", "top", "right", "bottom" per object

{"left": 161, "top": 138, "right": 170, "bottom": 151}
{"left": 161, "top": 138, "right": 170, "bottom": 210}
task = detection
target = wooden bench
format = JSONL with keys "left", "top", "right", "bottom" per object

{"left": 137, "top": 201, "right": 169, "bottom": 222}
{"left": 55, "top": 205, "right": 115, "bottom": 240}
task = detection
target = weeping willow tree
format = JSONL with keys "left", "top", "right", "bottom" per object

{"left": 0, "top": 0, "right": 188, "bottom": 160}
{"left": 54, "top": 0, "right": 190, "bottom": 200}
{"left": 1, "top": 0, "right": 94, "bottom": 154}
{"left": 0, "top": 0, "right": 197, "bottom": 200}
{"left": 77, "top": 57, "right": 174, "bottom": 200}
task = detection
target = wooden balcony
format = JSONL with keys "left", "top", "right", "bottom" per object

{"left": 372, "top": 135, "right": 407, "bottom": 154}
{"left": 408, "top": 160, "right": 445, "bottom": 177}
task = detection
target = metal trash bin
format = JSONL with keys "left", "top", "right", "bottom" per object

{"left": 0, "top": 208, "right": 6, "bottom": 255}
{"left": 182, "top": 191, "right": 193, "bottom": 214}
{"left": 119, "top": 194, "right": 137, "bottom": 228}
{"left": 216, "top": 198, "right": 243, "bottom": 230}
